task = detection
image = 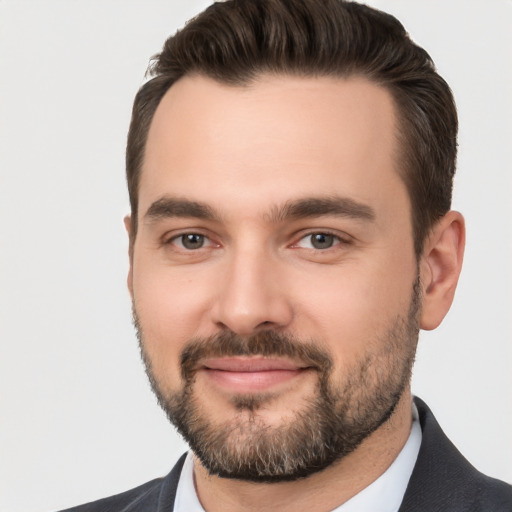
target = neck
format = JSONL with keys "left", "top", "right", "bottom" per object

{"left": 193, "top": 390, "right": 414, "bottom": 512}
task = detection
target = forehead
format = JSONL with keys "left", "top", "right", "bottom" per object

{"left": 140, "top": 73, "right": 405, "bottom": 221}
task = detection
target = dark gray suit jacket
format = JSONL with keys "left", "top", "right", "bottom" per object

{"left": 60, "top": 398, "right": 512, "bottom": 511}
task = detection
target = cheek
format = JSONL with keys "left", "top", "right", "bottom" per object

{"left": 134, "top": 255, "right": 211, "bottom": 321}
{"left": 290, "top": 257, "right": 416, "bottom": 365}
{"left": 132, "top": 261, "right": 216, "bottom": 386}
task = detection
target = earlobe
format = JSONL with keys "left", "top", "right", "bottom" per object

{"left": 124, "top": 215, "right": 134, "bottom": 298}
{"left": 420, "top": 211, "right": 465, "bottom": 330}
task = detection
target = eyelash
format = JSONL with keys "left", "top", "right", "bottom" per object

{"left": 292, "top": 231, "right": 351, "bottom": 250}
{"left": 166, "top": 232, "right": 217, "bottom": 250}
{"left": 164, "top": 230, "right": 351, "bottom": 252}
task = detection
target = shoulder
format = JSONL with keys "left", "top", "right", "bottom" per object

{"left": 399, "top": 398, "right": 512, "bottom": 512}
{"left": 59, "top": 478, "right": 163, "bottom": 512}
{"left": 474, "top": 474, "right": 512, "bottom": 509}
{"left": 58, "top": 454, "right": 187, "bottom": 512}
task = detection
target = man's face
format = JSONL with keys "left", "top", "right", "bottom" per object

{"left": 128, "top": 75, "right": 420, "bottom": 481}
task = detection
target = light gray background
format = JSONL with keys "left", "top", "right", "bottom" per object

{"left": 1, "top": 1, "right": 511, "bottom": 511}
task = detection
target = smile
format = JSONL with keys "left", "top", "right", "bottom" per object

{"left": 200, "top": 357, "right": 310, "bottom": 393}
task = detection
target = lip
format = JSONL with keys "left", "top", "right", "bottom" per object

{"left": 203, "top": 356, "right": 306, "bottom": 372}
{"left": 200, "top": 357, "right": 309, "bottom": 393}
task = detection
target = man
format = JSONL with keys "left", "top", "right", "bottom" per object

{"left": 62, "top": 0, "right": 512, "bottom": 510}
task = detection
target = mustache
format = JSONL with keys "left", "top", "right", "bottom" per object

{"left": 180, "top": 330, "right": 333, "bottom": 381}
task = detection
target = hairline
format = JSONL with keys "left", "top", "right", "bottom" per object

{"left": 129, "top": 69, "right": 422, "bottom": 256}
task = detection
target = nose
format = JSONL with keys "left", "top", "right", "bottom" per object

{"left": 211, "top": 246, "right": 294, "bottom": 335}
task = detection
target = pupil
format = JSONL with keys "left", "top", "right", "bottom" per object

{"left": 182, "top": 234, "right": 204, "bottom": 249}
{"left": 311, "top": 233, "right": 333, "bottom": 249}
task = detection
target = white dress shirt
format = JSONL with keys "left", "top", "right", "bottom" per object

{"left": 173, "top": 404, "right": 421, "bottom": 512}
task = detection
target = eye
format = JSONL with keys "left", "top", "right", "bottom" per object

{"left": 295, "top": 232, "right": 342, "bottom": 250}
{"left": 171, "top": 233, "right": 210, "bottom": 250}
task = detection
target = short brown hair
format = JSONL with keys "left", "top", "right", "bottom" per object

{"left": 126, "top": 0, "right": 457, "bottom": 256}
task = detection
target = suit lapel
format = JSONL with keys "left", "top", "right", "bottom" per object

{"left": 157, "top": 453, "right": 187, "bottom": 511}
{"left": 398, "top": 397, "right": 477, "bottom": 512}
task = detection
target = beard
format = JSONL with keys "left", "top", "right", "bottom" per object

{"left": 134, "top": 277, "right": 421, "bottom": 483}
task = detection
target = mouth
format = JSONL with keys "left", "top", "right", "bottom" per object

{"left": 200, "top": 356, "right": 311, "bottom": 393}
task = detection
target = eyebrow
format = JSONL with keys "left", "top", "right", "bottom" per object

{"left": 269, "top": 196, "right": 376, "bottom": 223}
{"left": 143, "top": 195, "right": 375, "bottom": 224}
{"left": 144, "top": 197, "right": 220, "bottom": 223}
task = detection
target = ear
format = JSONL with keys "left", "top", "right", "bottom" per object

{"left": 124, "top": 215, "right": 134, "bottom": 298}
{"left": 419, "top": 211, "right": 465, "bottom": 330}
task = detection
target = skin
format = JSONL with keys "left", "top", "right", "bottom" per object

{"left": 125, "top": 74, "right": 465, "bottom": 511}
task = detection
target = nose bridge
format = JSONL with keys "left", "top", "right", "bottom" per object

{"left": 213, "top": 239, "right": 292, "bottom": 335}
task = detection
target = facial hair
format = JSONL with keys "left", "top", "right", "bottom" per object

{"left": 134, "top": 277, "right": 421, "bottom": 483}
